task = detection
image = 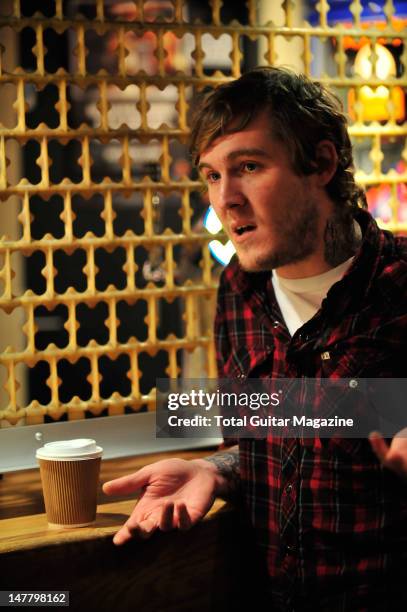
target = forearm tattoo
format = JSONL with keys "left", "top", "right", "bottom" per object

{"left": 204, "top": 446, "right": 240, "bottom": 497}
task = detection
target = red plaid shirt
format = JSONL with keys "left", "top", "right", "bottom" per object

{"left": 215, "top": 209, "right": 407, "bottom": 611}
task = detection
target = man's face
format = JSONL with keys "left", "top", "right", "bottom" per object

{"left": 198, "top": 111, "right": 323, "bottom": 273}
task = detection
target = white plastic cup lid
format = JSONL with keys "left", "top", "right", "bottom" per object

{"left": 36, "top": 438, "right": 103, "bottom": 460}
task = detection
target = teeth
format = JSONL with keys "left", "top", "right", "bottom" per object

{"left": 236, "top": 225, "right": 253, "bottom": 235}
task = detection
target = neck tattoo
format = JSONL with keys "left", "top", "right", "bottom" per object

{"left": 323, "top": 212, "right": 362, "bottom": 268}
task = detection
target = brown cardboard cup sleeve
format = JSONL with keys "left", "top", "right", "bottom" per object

{"left": 36, "top": 439, "right": 103, "bottom": 528}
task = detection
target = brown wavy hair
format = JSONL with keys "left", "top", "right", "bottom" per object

{"left": 190, "top": 66, "right": 366, "bottom": 212}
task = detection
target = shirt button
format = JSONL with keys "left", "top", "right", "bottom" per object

{"left": 273, "top": 321, "right": 279, "bottom": 328}
{"left": 286, "top": 544, "right": 296, "bottom": 553}
{"left": 286, "top": 484, "right": 293, "bottom": 494}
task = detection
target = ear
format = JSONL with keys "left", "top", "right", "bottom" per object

{"left": 314, "top": 140, "right": 338, "bottom": 186}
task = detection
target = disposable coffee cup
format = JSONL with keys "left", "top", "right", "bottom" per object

{"left": 36, "top": 438, "right": 103, "bottom": 528}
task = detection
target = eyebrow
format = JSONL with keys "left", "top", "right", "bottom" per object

{"left": 198, "top": 148, "right": 271, "bottom": 171}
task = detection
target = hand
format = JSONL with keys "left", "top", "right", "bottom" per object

{"left": 369, "top": 429, "right": 407, "bottom": 481}
{"left": 102, "top": 458, "right": 218, "bottom": 545}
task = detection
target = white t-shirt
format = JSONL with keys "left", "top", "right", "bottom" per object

{"left": 271, "top": 257, "right": 354, "bottom": 336}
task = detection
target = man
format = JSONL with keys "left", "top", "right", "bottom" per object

{"left": 103, "top": 68, "right": 407, "bottom": 610}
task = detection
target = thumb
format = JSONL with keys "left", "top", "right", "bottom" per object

{"left": 103, "top": 464, "right": 153, "bottom": 496}
{"left": 368, "top": 431, "right": 389, "bottom": 464}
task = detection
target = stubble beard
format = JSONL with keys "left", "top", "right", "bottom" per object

{"left": 237, "top": 197, "right": 320, "bottom": 273}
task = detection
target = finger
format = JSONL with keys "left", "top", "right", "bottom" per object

{"left": 176, "top": 502, "right": 192, "bottom": 531}
{"left": 159, "top": 500, "right": 174, "bottom": 532}
{"left": 113, "top": 516, "right": 157, "bottom": 545}
{"left": 381, "top": 451, "right": 407, "bottom": 482}
{"left": 368, "top": 431, "right": 390, "bottom": 463}
{"left": 137, "top": 517, "right": 157, "bottom": 540}
{"left": 126, "top": 517, "right": 157, "bottom": 541}
{"left": 103, "top": 465, "right": 154, "bottom": 496}
{"left": 384, "top": 451, "right": 406, "bottom": 473}
{"left": 112, "top": 523, "right": 136, "bottom": 546}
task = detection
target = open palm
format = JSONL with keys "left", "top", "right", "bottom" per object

{"left": 103, "top": 458, "right": 217, "bottom": 545}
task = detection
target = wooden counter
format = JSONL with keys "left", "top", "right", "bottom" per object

{"left": 1, "top": 449, "right": 218, "bottom": 520}
{"left": 0, "top": 449, "right": 265, "bottom": 612}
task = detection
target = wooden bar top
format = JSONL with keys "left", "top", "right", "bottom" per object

{"left": 0, "top": 497, "right": 229, "bottom": 555}
{"left": 1, "top": 447, "right": 217, "bottom": 517}
{"left": 0, "top": 447, "right": 219, "bottom": 551}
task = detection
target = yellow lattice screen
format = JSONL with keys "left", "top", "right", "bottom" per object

{"left": 0, "top": 0, "right": 406, "bottom": 428}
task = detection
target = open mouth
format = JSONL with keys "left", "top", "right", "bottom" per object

{"left": 235, "top": 224, "right": 256, "bottom": 236}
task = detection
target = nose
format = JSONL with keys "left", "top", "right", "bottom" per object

{"left": 216, "top": 175, "right": 246, "bottom": 212}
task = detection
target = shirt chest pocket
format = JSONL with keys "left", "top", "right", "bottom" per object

{"left": 319, "top": 336, "right": 403, "bottom": 378}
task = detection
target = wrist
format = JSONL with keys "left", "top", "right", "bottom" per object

{"left": 190, "top": 458, "right": 229, "bottom": 497}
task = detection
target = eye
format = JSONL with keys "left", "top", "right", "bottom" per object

{"left": 243, "top": 162, "right": 258, "bottom": 173}
{"left": 206, "top": 171, "right": 221, "bottom": 184}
